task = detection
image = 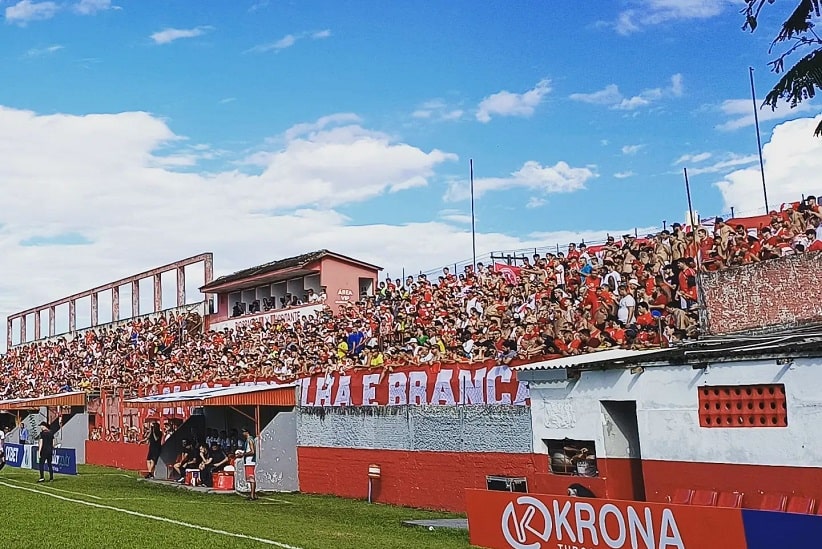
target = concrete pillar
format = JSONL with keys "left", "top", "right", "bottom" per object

{"left": 7, "top": 318, "right": 12, "bottom": 349}
{"left": 20, "top": 315, "right": 27, "bottom": 344}
{"left": 153, "top": 274, "right": 162, "bottom": 313}
{"left": 204, "top": 254, "right": 214, "bottom": 285}
{"left": 177, "top": 267, "right": 186, "bottom": 307}
{"left": 132, "top": 280, "right": 140, "bottom": 317}
{"left": 112, "top": 286, "right": 120, "bottom": 321}
{"left": 49, "top": 306, "right": 56, "bottom": 337}
{"left": 91, "top": 293, "right": 99, "bottom": 327}
{"left": 69, "top": 300, "right": 76, "bottom": 332}
{"left": 34, "top": 311, "right": 41, "bottom": 340}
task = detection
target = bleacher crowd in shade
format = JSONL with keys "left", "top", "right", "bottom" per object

{"left": 2, "top": 195, "right": 821, "bottom": 400}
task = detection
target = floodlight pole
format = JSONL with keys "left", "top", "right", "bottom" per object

{"left": 749, "top": 67, "right": 770, "bottom": 213}
{"left": 470, "top": 159, "right": 477, "bottom": 270}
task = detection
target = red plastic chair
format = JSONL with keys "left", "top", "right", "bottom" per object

{"left": 758, "top": 493, "right": 788, "bottom": 512}
{"left": 691, "top": 489, "right": 718, "bottom": 507}
{"left": 786, "top": 496, "right": 816, "bottom": 515}
{"left": 716, "top": 491, "right": 744, "bottom": 509}
{"left": 670, "top": 488, "right": 693, "bottom": 505}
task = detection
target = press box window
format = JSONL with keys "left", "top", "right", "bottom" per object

{"left": 698, "top": 384, "right": 787, "bottom": 428}
{"left": 545, "top": 439, "right": 598, "bottom": 477}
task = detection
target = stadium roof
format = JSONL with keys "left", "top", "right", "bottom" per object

{"left": 0, "top": 391, "right": 86, "bottom": 410}
{"left": 199, "top": 249, "right": 382, "bottom": 293}
{"left": 125, "top": 383, "right": 297, "bottom": 408}
{"left": 513, "top": 348, "right": 673, "bottom": 371}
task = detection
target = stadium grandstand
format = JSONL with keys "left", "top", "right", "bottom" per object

{"left": 1, "top": 193, "right": 821, "bottom": 406}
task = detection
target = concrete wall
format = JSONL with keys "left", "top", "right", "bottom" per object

{"left": 59, "top": 412, "right": 88, "bottom": 464}
{"left": 320, "top": 257, "right": 378, "bottom": 314}
{"left": 296, "top": 405, "right": 532, "bottom": 453}
{"left": 700, "top": 252, "right": 822, "bottom": 335}
{"left": 236, "top": 409, "right": 299, "bottom": 493}
{"left": 521, "top": 356, "right": 822, "bottom": 467}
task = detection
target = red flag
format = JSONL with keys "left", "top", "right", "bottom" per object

{"left": 493, "top": 263, "right": 521, "bottom": 285}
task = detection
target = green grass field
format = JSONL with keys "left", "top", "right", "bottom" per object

{"left": 0, "top": 465, "right": 472, "bottom": 549}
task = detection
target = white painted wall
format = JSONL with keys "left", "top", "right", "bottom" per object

{"left": 522, "top": 356, "right": 822, "bottom": 467}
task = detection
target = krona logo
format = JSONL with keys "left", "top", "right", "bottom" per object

{"left": 501, "top": 496, "right": 685, "bottom": 549}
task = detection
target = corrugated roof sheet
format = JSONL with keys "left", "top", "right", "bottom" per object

{"left": 0, "top": 391, "right": 87, "bottom": 410}
{"left": 200, "top": 249, "right": 382, "bottom": 291}
{"left": 513, "top": 348, "right": 671, "bottom": 371}
{"left": 125, "top": 383, "right": 296, "bottom": 408}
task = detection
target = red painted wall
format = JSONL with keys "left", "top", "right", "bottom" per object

{"left": 642, "top": 458, "right": 822, "bottom": 509}
{"left": 701, "top": 252, "right": 822, "bottom": 335}
{"left": 298, "top": 447, "right": 615, "bottom": 512}
{"left": 298, "top": 447, "right": 822, "bottom": 512}
{"left": 86, "top": 440, "right": 146, "bottom": 471}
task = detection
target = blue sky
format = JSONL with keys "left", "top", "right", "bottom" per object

{"left": 0, "top": 0, "right": 821, "bottom": 342}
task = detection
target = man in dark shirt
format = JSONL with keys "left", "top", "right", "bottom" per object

{"left": 38, "top": 421, "right": 54, "bottom": 482}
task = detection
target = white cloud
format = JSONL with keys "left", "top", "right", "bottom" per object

{"left": 445, "top": 160, "right": 595, "bottom": 201}
{"left": 674, "top": 152, "right": 712, "bottom": 165}
{"left": 526, "top": 197, "right": 546, "bottom": 209}
{"left": 613, "top": 171, "right": 636, "bottom": 179}
{"left": 570, "top": 74, "right": 683, "bottom": 111}
{"left": 5, "top": 0, "right": 59, "bottom": 25}
{"left": 569, "top": 84, "right": 622, "bottom": 106}
{"left": 412, "top": 99, "right": 464, "bottom": 122}
{"left": 715, "top": 98, "right": 820, "bottom": 131}
{"left": 218, "top": 97, "right": 236, "bottom": 105}
{"left": 621, "top": 144, "right": 644, "bottom": 155}
{"left": 247, "top": 29, "right": 331, "bottom": 53}
{"left": 73, "top": 0, "right": 115, "bottom": 15}
{"left": 24, "top": 44, "right": 64, "bottom": 58}
{"left": 716, "top": 115, "right": 822, "bottom": 214}
{"left": 150, "top": 26, "right": 213, "bottom": 45}
{"left": 476, "top": 79, "right": 551, "bottom": 123}
{"left": 612, "top": 0, "right": 733, "bottom": 35}
{"left": 686, "top": 153, "right": 758, "bottom": 175}
{"left": 0, "top": 106, "right": 586, "bottom": 345}
{"left": 438, "top": 210, "right": 473, "bottom": 224}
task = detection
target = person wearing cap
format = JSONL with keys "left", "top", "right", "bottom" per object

{"left": 37, "top": 421, "right": 54, "bottom": 482}
{"left": 240, "top": 427, "right": 258, "bottom": 500}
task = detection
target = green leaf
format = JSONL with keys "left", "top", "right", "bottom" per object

{"left": 764, "top": 48, "right": 822, "bottom": 108}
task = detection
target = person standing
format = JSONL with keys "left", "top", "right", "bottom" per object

{"left": 38, "top": 421, "right": 54, "bottom": 483}
{"left": 143, "top": 421, "right": 162, "bottom": 479}
{"left": 240, "top": 427, "right": 257, "bottom": 501}
{"left": 0, "top": 425, "right": 6, "bottom": 471}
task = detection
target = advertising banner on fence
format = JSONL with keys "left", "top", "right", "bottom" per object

{"left": 466, "top": 489, "right": 748, "bottom": 549}
{"left": 33, "top": 447, "right": 78, "bottom": 476}
{"left": 298, "top": 363, "right": 529, "bottom": 407}
{"left": 466, "top": 489, "right": 822, "bottom": 549}
{"left": 3, "top": 443, "right": 27, "bottom": 468}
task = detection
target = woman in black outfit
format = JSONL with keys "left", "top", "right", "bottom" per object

{"left": 144, "top": 421, "right": 162, "bottom": 479}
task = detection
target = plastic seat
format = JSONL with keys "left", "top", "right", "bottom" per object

{"left": 716, "top": 491, "right": 744, "bottom": 509}
{"left": 758, "top": 493, "right": 788, "bottom": 512}
{"left": 670, "top": 488, "right": 693, "bottom": 505}
{"left": 691, "top": 489, "right": 718, "bottom": 506}
{"left": 786, "top": 496, "right": 816, "bottom": 515}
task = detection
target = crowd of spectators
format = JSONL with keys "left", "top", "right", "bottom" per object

{"left": 1, "top": 195, "right": 820, "bottom": 400}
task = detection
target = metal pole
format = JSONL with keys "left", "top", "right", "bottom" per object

{"left": 749, "top": 67, "right": 770, "bottom": 213}
{"left": 684, "top": 168, "right": 695, "bottom": 231}
{"left": 368, "top": 478, "right": 372, "bottom": 503}
{"left": 730, "top": 206, "right": 735, "bottom": 218}
{"left": 684, "top": 168, "right": 701, "bottom": 269}
{"left": 470, "top": 159, "right": 477, "bottom": 270}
